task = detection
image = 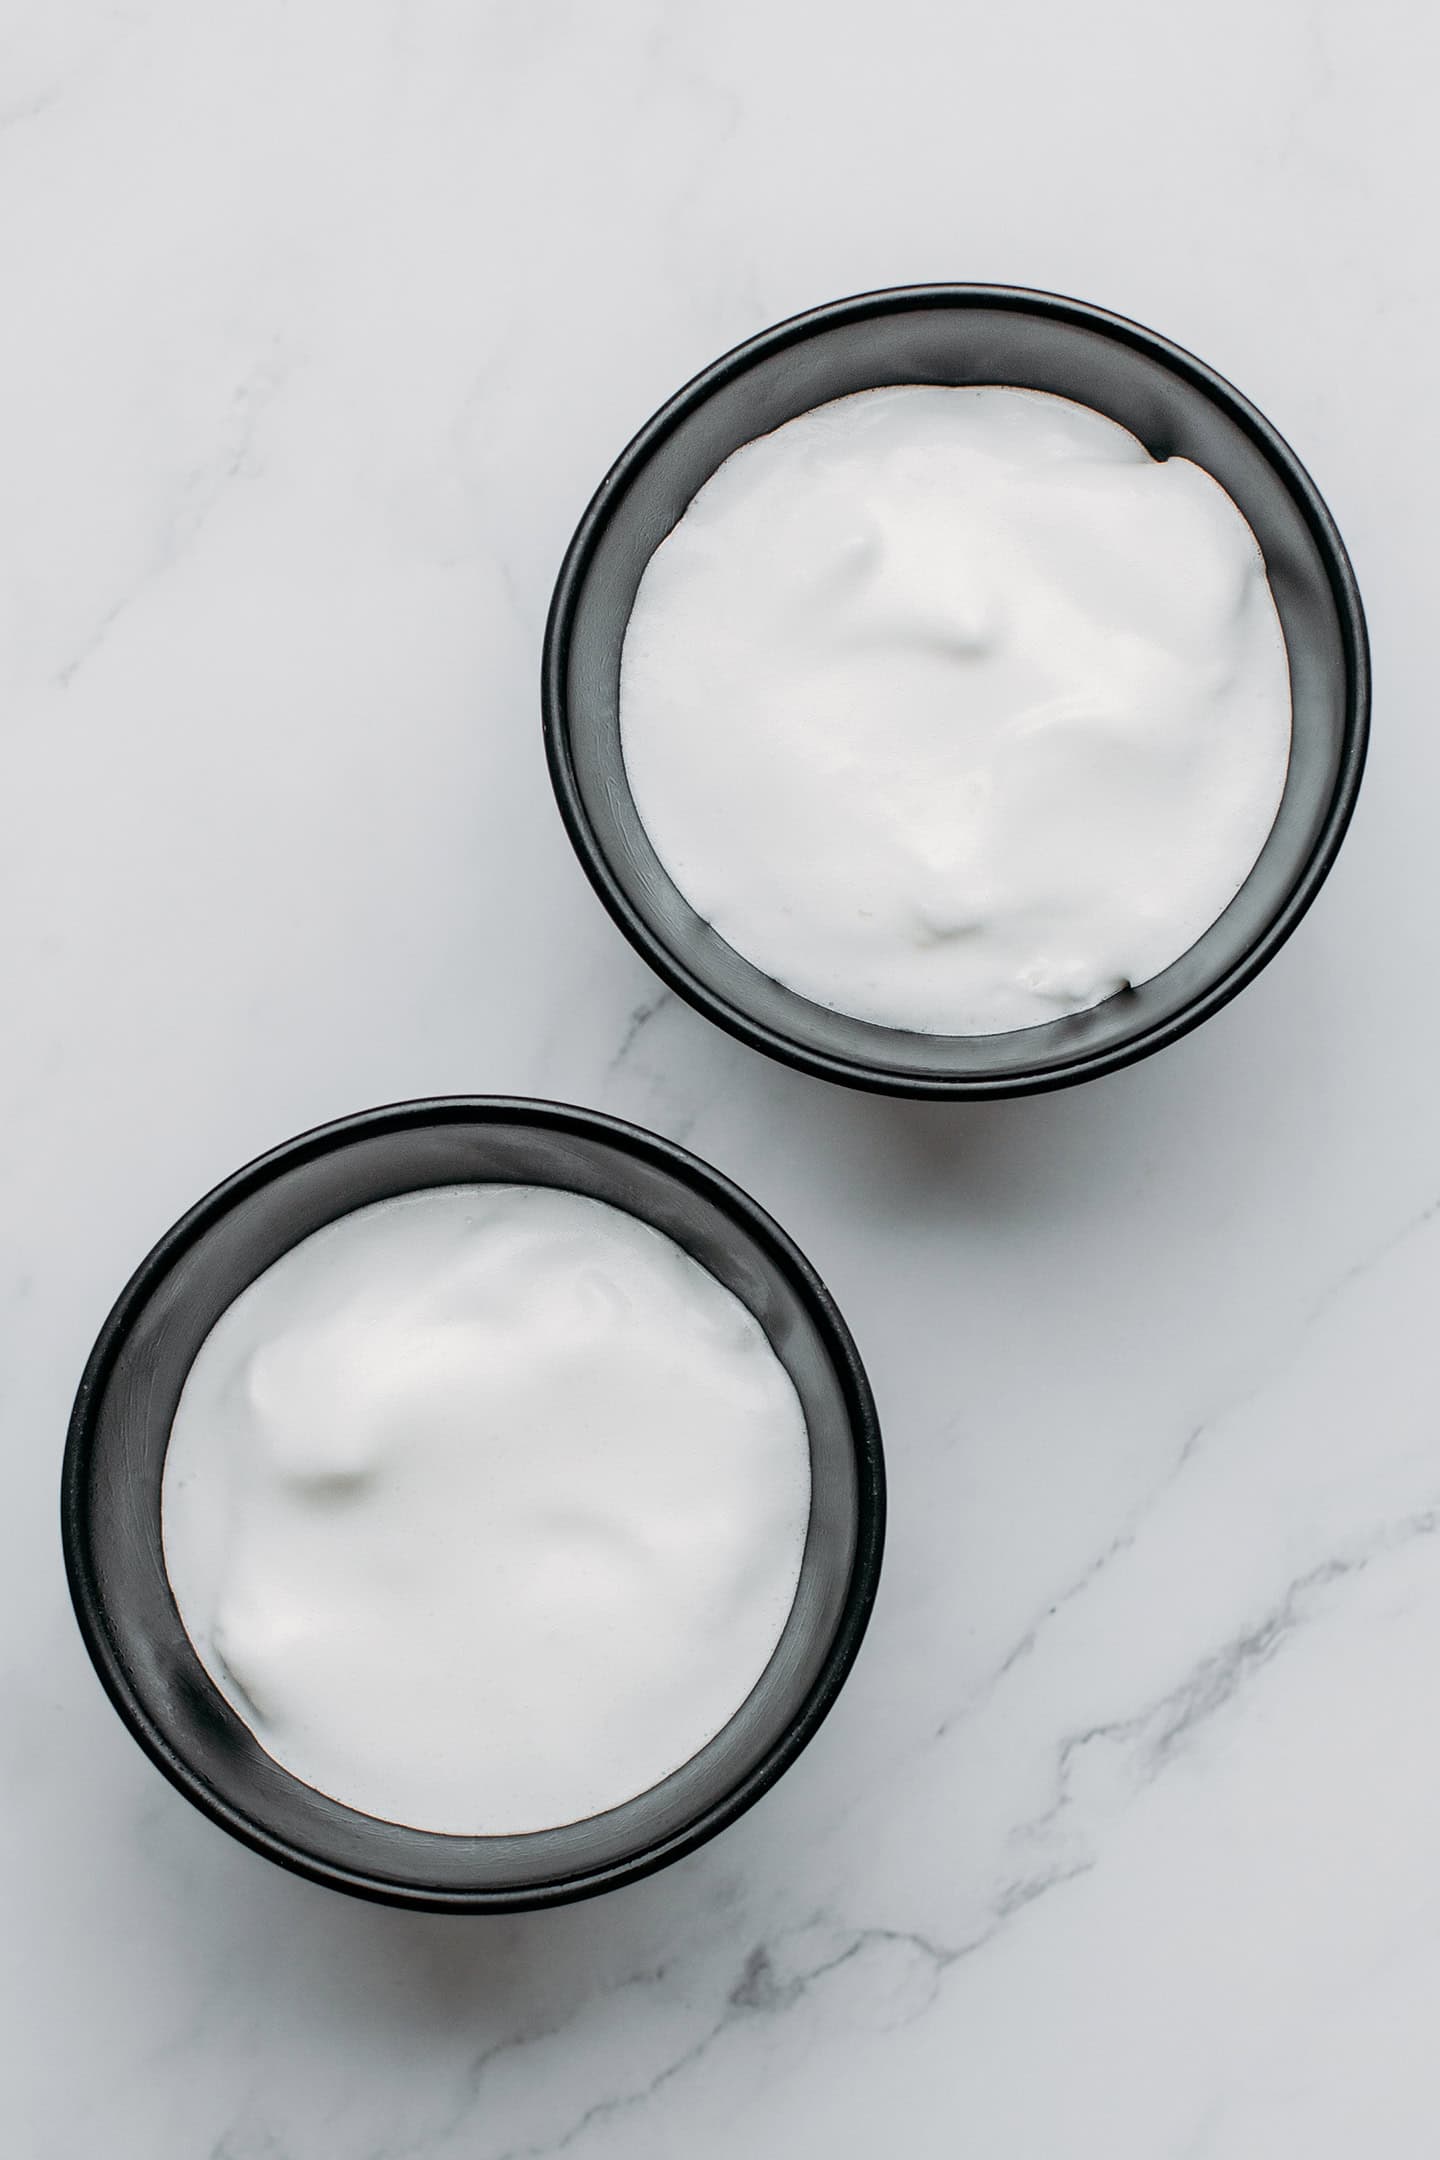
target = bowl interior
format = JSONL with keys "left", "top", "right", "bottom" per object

{"left": 66, "top": 1105, "right": 881, "bottom": 1909}
{"left": 550, "top": 291, "right": 1365, "bottom": 1094}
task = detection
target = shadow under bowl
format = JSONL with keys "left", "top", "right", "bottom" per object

{"left": 544, "top": 284, "right": 1369, "bottom": 1098}
{"left": 62, "top": 1098, "right": 884, "bottom": 1912}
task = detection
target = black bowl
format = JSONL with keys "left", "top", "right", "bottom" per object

{"left": 62, "top": 1099, "right": 884, "bottom": 1912}
{"left": 544, "top": 285, "right": 1369, "bottom": 1098}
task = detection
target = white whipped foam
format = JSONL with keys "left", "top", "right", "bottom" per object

{"left": 620, "top": 385, "right": 1292, "bottom": 1036}
{"left": 161, "top": 1184, "right": 811, "bottom": 1835}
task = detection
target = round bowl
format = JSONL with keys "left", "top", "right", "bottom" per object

{"left": 62, "top": 1098, "right": 884, "bottom": 1912}
{"left": 544, "top": 284, "right": 1369, "bottom": 1098}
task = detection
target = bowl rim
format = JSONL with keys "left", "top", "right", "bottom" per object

{"left": 61, "top": 1095, "right": 886, "bottom": 1912}
{"left": 542, "top": 281, "right": 1371, "bottom": 1099}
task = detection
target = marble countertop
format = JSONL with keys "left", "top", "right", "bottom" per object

{"left": 3, "top": 2, "right": 1431, "bottom": 2153}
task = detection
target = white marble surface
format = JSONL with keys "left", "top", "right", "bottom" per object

{"left": 1, "top": 2, "right": 1433, "bottom": 2153}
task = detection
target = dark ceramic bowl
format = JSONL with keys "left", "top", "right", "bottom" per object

{"left": 62, "top": 1099, "right": 884, "bottom": 1912}
{"left": 544, "top": 285, "right": 1369, "bottom": 1098}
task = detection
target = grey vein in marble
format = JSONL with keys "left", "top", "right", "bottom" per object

{"left": 55, "top": 341, "right": 292, "bottom": 689}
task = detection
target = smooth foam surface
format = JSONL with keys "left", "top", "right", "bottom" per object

{"left": 620, "top": 385, "right": 1293, "bottom": 1036}
{"left": 161, "top": 1185, "right": 812, "bottom": 1835}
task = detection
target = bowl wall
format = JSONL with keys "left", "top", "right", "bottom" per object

{"left": 545, "top": 286, "right": 1369, "bottom": 1096}
{"left": 63, "top": 1100, "right": 884, "bottom": 1910}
